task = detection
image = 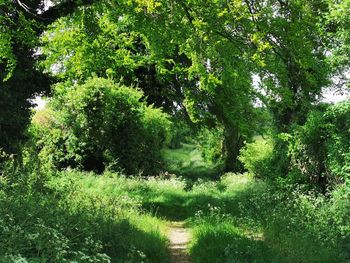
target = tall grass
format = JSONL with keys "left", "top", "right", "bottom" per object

{"left": 187, "top": 175, "right": 350, "bottom": 263}
{"left": 77, "top": 170, "right": 350, "bottom": 262}
{"left": 2, "top": 156, "right": 349, "bottom": 262}
{"left": 0, "top": 167, "right": 169, "bottom": 263}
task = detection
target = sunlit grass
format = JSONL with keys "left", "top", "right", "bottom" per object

{"left": 161, "top": 143, "right": 221, "bottom": 180}
{"left": 74, "top": 170, "right": 348, "bottom": 263}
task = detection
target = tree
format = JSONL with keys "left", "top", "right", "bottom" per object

{"left": 133, "top": 0, "right": 259, "bottom": 171}
{"left": 327, "top": 0, "right": 350, "bottom": 86}
{"left": 3, "top": 0, "right": 334, "bottom": 172}
{"left": 243, "top": 0, "right": 331, "bottom": 131}
{"left": 0, "top": 0, "right": 51, "bottom": 153}
{"left": 0, "top": 0, "right": 96, "bottom": 153}
{"left": 41, "top": 0, "right": 260, "bottom": 172}
{"left": 40, "top": 3, "right": 194, "bottom": 120}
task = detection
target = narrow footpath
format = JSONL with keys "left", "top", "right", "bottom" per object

{"left": 168, "top": 222, "right": 191, "bottom": 263}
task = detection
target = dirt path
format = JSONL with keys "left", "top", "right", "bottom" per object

{"left": 168, "top": 222, "right": 191, "bottom": 263}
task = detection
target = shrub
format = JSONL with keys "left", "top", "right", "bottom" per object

{"left": 244, "top": 101, "right": 350, "bottom": 187}
{"left": 324, "top": 102, "right": 350, "bottom": 181}
{"left": 281, "top": 101, "right": 350, "bottom": 188}
{"left": 239, "top": 137, "right": 274, "bottom": 178}
{"left": 31, "top": 77, "right": 170, "bottom": 175}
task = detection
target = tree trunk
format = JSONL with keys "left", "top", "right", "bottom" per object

{"left": 223, "top": 126, "right": 244, "bottom": 172}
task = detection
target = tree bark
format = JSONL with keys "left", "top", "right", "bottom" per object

{"left": 223, "top": 126, "right": 244, "bottom": 172}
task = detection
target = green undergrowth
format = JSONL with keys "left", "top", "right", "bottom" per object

{"left": 78, "top": 172, "right": 350, "bottom": 263}
{"left": 2, "top": 162, "right": 349, "bottom": 263}
{"left": 0, "top": 167, "right": 169, "bottom": 263}
{"left": 187, "top": 176, "right": 350, "bottom": 263}
{"left": 161, "top": 143, "right": 221, "bottom": 180}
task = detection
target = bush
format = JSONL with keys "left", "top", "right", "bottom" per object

{"left": 239, "top": 137, "right": 274, "bottom": 178}
{"left": 281, "top": 101, "right": 350, "bottom": 188}
{"left": 242, "top": 101, "right": 350, "bottom": 187}
{"left": 324, "top": 102, "right": 350, "bottom": 181}
{"left": 31, "top": 77, "right": 170, "bottom": 175}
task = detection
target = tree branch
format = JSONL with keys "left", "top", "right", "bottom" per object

{"left": 176, "top": 0, "right": 194, "bottom": 24}
{"left": 40, "top": 0, "right": 96, "bottom": 25}
{"left": 13, "top": 0, "right": 96, "bottom": 25}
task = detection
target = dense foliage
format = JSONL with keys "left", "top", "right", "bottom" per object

{"left": 2, "top": 0, "right": 350, "bottom": 262}
{"left": 31, "top": 78, "right": 170, "bottom": 174}
{"left": 0, "top": 159, "right": 169, "bottom": 262}
{"left": 0, "top": 0, "right": 51, "bottom": 153}
{"left": 285, "top": 102, "right": 350, "bottom": 186}
{"left": 240, "top": 101, "right": 350, "bottom": 192}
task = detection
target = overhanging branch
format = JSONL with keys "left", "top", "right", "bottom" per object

{"left": 40, "top": 0, "right": 96, "bottom": 25}
{"left": 13, "top": 0, "right": 96, "bottom": 26}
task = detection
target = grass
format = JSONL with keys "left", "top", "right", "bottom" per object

{"left": 190, "top": 222, "right": 272, "bottom": 263}
{"left": 2, "top": 144, "right": 349, "bottom": 262}
{"left": 0, "top": 169, "right": 170, "bottom": 263}
{"left": 161, "top": 143, "right": 221, "bottom": 181}
{"left": 76, "top": 171, "right": 348, "bottom": 263}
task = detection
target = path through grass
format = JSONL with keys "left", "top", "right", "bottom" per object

{"left": 61, "top": 144, "right": 347, "bottom": 262}
{"left": 168, "top": 222, "right": 191, "bottom": 263}
{"left": 75, "top": 171, "right": 345, "bottom": 263}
